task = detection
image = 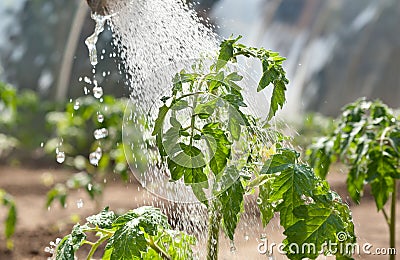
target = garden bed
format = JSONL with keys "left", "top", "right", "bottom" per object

{"left": 0, "top": 165, "right": 398, "bottom": 259}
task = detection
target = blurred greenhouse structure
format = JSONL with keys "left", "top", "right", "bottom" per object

{"left": 0, "top": 0, "right": 399, "bottom": 115}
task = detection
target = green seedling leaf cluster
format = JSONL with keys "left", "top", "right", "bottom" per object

{"left": 0, "top": 189, "right": 17, "bottom": 250}
{"left": 55, "top": 206, "right": 195, "bottom": 260}
{"left": 0, "top": 82, "right": 54, "bottom": 159}
{"left": 307, "top": 98, "right": 399, "bottom": 258}
{"left": 260, "top": 149, "right": 355, "bottom": 259}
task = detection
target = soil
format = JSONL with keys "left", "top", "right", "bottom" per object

{"left": 0, "top": 165, "right": 399, "bottom": 259}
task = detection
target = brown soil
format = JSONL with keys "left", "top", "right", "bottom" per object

{"left": 0, "top": 165, "right": 399, "bottom": 259}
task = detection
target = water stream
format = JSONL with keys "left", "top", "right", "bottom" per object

{"left": 84, "top": 0, "right": 275, "bottom": 257}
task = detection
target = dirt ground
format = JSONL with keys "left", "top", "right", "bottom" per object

{"left": 0, "top": 165, "right": 399, "bottom": 260}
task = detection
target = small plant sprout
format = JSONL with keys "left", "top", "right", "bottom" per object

{"left": 0, "top": 189, "right": 17, "bottom": 250}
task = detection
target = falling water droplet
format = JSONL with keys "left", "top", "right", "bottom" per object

{"left": 76, "top": 199, "right": 84, "bottom": 208}
{"left": 88, "top": 183, "right": 93, "bottom": 191}
{"left": 40, "top": 142, "right": 44, "bottom": 148}
{"left": 244, "top": 235, "right": 249, "bottom": 241}
{"left": 94, "top": 128, "right": 108, "bottom": 139}
{"left": 56, "top": 152, "right": 65, "bottom": 164}
{"left": 256, "top": 197, "right": 263, "bottom": 205}
{"left": 89, "top": 147, "right": 103, "bottom": 166}
{"left": 93, "top": 86, "right": 103, "bottom": 99}
{"left": 73, "top": 100, "right": 80, "bottom": 110}
{"left": 97, "top": 113, "right": 104, "bottom": 123}
{"left": 230, "top": 240, "right": 236, "bottom": 253}
{"left": 83, "top": 76, "right": 92, "bottom": 84}
{"left": 85, "top": 13, "right": 108, "bottom": 66}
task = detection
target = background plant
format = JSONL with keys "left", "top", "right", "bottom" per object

{"left": 54, "top": 206, "right": 195, "bottom": 260}
{"left": 0, "top": 189, "right": 17, "bottom": 250}
{"left": 152, "top": 36, "right": 356, "bottom": 259}
{"left": 308, "top": 98, "right": 399, "bottom": 260}
{"left": 0, "top": 82, "right": 56, "bottom": 165}
{"left": 45, "top": 95, "right": 146, "bottom": 207}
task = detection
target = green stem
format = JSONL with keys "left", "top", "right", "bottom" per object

{"left": 148, "top": 236, "right": 171, "bottom": 260}
{"left": 389, "top": 180, "right": 396, "bottom": 260}
{"left": 86, "top": 236, "right": 109, "bottom": 260}
{"left": 382, "top": 208, "right": 390, "bottom": 227}
{"left": 206, "top": 198, "right": 222, "bottom": 260}
{"left": 189, "top": 95, "right": 199, "bottom": 147}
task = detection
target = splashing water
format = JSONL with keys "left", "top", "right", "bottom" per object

{"left": 89, "top": 147, "right": 103, "bottom": 166}
{"left": 83, "top": 1, "right": 280, "bottom": 257}
{"left": 85, "top": 13, "right": 111, "bottom": 66}
{"left": 94, "top": 128, "right": 108, "bottom": 139}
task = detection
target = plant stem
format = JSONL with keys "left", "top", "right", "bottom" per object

{"left": 383, "top": 208, "right": 390, "bottom": 227}
{"left": 206, "top": 198, "right": 222, "bottom": 260}
{"left": 148, "top": 236, "right": 171, "bottom": 260}
{"left": 389, "top": 180, "right": 397, "bottom": 260}
{"left": 86, "top": 236, "right": 109, "bottom": 260}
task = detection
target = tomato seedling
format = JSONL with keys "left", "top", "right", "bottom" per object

{"left": 152, "top": 36, "right": 356, "bottom": 259}
{"left": 54, "top": 206, "right": 195, "bottom": 260}
{"left": 308, "top": 98, "right": 399, "bottom": 260}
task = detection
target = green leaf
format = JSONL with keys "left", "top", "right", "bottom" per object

{"left": 86, "top": 207, "right": 116, "bottom": 229}
{"left": 194, "top": 98, "right": 218, "bottom": 118}
{"left": 108, "top": 207, "right": 170, "bottom": 259}
{"left": 306, "top": 137, "right": 333, "bottom": 179}
{"left": 171, "top": 100, "right": 189, "bottom": 111}
{"left": 206, "top": 71, "right": 225, "bottom": 91}
{"left": 5, "top": 203, "right": 16, "bottom": 240}
{"left": 260, "top": 148, "right": 297, "bottom": 175}
{"left": 108, "top": 222, "right": 147, "bottom": 260}
{"left": 283, "top": 204, "right": 346, "bottom": 260}
{"left": 228, "top": 115, "right": 241, "bottom": 141}
{"left": 56, "top": 225, "right": 86, "bottom": 260}
{"left": 222, "top": 94, "right": 246, "bottom": 108}
{"left": 366, "top": 149, "right": 399, "bottom": 181}
{"left": 225, "top": 72, "right": 243, "bottom": 82}
{"left": 168, "top": 144, "right": 207, "bottom": 184}
{"left": 370, "top": 176, "right": 394, "bottom": 210}
{"left": 216, "top": 39, "right": 235, "bottom": 71}
{"left": 102, "top": 248, "right": 113, "bottom": 260}
{"left": 191, "top": 182, "right": 209, "bottom": 203}
{"left": 152, "top": 105, "right": 169, "bottom": 136}
{"left": 55, "top": 236, "right": 75, "bottom": 260}
{"left": 112, "top": 206, "right": 169, "bottom": 235}
{"left": 172, "top": 73, "right": 183, "bottom": 96}
{"left": 346, "top": 166, "right": 366, "bottom": 204}
{"left": 273, "top": 164, "right": 317, "bottom": 228}
{"left": 268, "top": 80, "right": 287, "bottom": 120}
{"left": 258, "top": 182, "right": 274, "bottom": 226}
{"left": 257, "top": 68, "right": 278, "bottom": 92}
{"left": 218, "top": 167, "right": 244, "bottom": 240}
{"left": 202, "top": 123, "right": 231, "bottom": 174}
{"left": 142, "top": 230, "right": 196, "bottom": 260}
